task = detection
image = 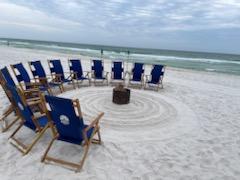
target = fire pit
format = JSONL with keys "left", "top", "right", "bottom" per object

{"left": 112, "top": 84, "right": 130, "bottom": 104}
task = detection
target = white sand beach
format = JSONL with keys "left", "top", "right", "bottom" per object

{"left": 0, "top": 46, "right": 240, "bottom": 180}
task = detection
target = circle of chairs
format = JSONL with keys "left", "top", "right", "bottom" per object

{"left": 0, "top": 59, "right": 165, "bottom": 172}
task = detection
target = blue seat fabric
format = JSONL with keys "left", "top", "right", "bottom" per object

{"left": 112, "top": 62, "right": 123, "bottom": 80}
{"left": 45, "top": 95, "right": 93, "bottom": 145}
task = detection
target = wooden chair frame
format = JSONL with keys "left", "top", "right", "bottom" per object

{"left": 47, "top": 60, "right": 75, "bottom": 92}
{"left": 0, "top": 72, "right": 41, "bottom": 132}
{"left": 91, "top": 60, "right": 109, "bottom": 86}
{"left": 40, "top": 95, "right": 104, "bottom": 172}
{"left": 68, "top": 59, "right": 91, "bottom": 87}
{"left": 8, "top": 88, "right": 50, "bottom": 155}
{"left": 0, "top": 75, "right": 20, "bottom": 132}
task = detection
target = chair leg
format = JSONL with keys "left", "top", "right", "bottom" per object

{"left": 24, "top": 124, "right": 49, "bottom": 155}
{"left": 92, "top": 127, "right": 101, "bottom": 144}
{"left": 72, "top": 80, "right": 76, "bottom": 89}
{"left": 41, "top": 136, "right": 57, "bottom": 162}
{"left": 9, "top": 122, "right": 49, "bottom": 155}
{"left": 9, "top": 120, "right": 24, "bottom": 139}
{"left": 1, "top": 105, "right": 14, "bottom": 131}
{"left": 76, "top": 143, "right": 90, "bottom": 172}
{"left": 60, "top": 84, "right": 64, "bottom": 92}
{"left": 0, "top": 105, "right": 13, "bottom": 120}
{"left": 2, "top": 116, "right": 20, "bottom": 133}
{"left": 47, "top": 87, "right": 53, "bottom": 95}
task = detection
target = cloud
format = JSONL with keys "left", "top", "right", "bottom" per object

{"left": 4, "top": 0, "right": 240, "bottom": 33}
{"left": 1, "top": 0, "right": 240, "bottom": 53}
{"left": 0, "top": 1, "right": 82, "bottom": 33}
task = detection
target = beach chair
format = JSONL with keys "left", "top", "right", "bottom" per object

{"left": 11, "top": 62, "right": 48, "bottom": 92}
{"left": 144, "top": 64, "right": 165, "bottom": 91}
{"left": 0, "top": 68, "right": 20, "bottom": 132}
{"left": 29, "top": 60, "right": 62, "bottom": 94}
{"left": 68, "top": 59, "right": 90, "bottom": 87}
{"left": 41, "top": 95, "right": 104, "bottom": 172}
{"left": 48, "top": 59, "right": 75, "bottom": 91}
{"left": 6, "top": 85, "right": 50, "bottom": 154}
{"left": 110, "top": 61, "right": 126, "bottom": 85}
{"left": 1, "top": 66, "right": 41, "bottom": 100}
{"left": 0, "top": 67, "right": 41, "bottom": 132}
{"left": 128, "top": 63, "right": 144, "bottom": 88}
{"left": 91, "top": 60, "right": 109, "bottom": 85}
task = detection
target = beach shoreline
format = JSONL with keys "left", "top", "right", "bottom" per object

{"left": 0, "top": 46, "right": 240, "bottom": 179}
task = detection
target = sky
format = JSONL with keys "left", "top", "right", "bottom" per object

{"left": 0, "top": 0, "right": 240, "bottom": 54}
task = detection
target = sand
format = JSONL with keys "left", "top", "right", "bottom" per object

{"left": 0, "top": 46, "right": 240, "bottom": 180}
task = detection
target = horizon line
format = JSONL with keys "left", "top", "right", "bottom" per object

{"left": 1, "top": 36, "right": 240, "bottom": 56}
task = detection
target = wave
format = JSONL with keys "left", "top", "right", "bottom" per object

{"left": 1, "top": 39, "right": 240, "bottom": 75}
{"left": 2, "top": 40, "right": 240, "bottom": 65}
{"left": 129, "top": 53, "right": 240, "bottom": 65}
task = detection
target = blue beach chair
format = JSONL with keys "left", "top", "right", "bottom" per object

{"left": 129, "top": 63, "right": 144, "bottom": 88}
{"left": 145, "top": 64, "right": 165, "bottom": 90}
{"left": 48, "top": 59, "right": 75, "bottom": 91}
{"left": 41, "top": 95, "right": 104, "bottom": 172}
{"left": 0, "top": 67, "right": 41, "bottom": 131}
{"left": 11, "top": 62, "right": 47, "bottom": 92}
{"left": 0, "top": 67, "right": 20, "bottom": 132}
{"left": 91, "top": 60, "right": 109, "bottom": 85}
{"left": 68, "top": 59, "right": 90, "bottom": 87}
{"left": 1, "top": 66, "right": 42, "bottom": 100}
{"left": 110, "top": 61, "right": 125, "bottom": 85}
{"left": 6, "top": 85, "right": 49, "bottom": 155}
{"left": 29, "top": 60, "right": 62, "bottom": 94}
{"left": 0, "top": 66, "right": 16, "bottom": 87}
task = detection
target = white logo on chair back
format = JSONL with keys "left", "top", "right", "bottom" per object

{"left": 60, "top": 115, "right": 70, "bottom": 125}
{"left": 18, "top": 102, "right": 24, "bottom": 111}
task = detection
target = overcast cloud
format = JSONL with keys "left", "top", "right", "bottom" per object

{"left": 0, "top": 0, "right": 240, "bottom": 53}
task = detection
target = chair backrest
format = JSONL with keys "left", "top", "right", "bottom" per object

{"left": 112, "top": 61, "right": 123, "bottom": 80}
{"left": 29, "top": 60, "right": 47, "bottom": 78}
{"left": 92, "top": 60, "right": 103, "bottom": 78}
{"left": 69, "top": 59, "right": 83, "bottom": 78}
{"left": 48, "top": 60, "right": 65, "bottom": 80}
{"left": 132, "top": 63, "right": 144, "bottom": 81}
{"left": 6, "top": 85, "right": 37, "bottom": 130}
{"left": 44, "top": 95, "right": 85, "bottom": 142}
{"left": 11, "top": 63, "right": 31, "bottom": 84}
{"left": 0, "top": 67, "right": 16, "bottom": 87}
{"left": 150, "top": 65, "right": 164, "bottom": 84}
{"left": 0, "top": 67, "right": 15, "bottom": 103}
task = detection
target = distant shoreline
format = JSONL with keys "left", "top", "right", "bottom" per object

{"left": 1, "top": 38, "right": 240, "bottom": 76}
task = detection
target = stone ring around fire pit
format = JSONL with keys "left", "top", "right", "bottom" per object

{"left": 112, "top": 84, "right": 130, "bottom": 105}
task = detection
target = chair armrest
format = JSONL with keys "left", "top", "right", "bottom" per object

{"left": 33, "top": 113, "right": 46, "bottom": 120}
{"left": 68, "top": 71, "right": 77, "bottom": 79}
{"left": 52, "top": 74, "right": 62, "bottom": 82}
{"left": 23, "top": 88, "right": 39, "bottom": 93}
{"left": 145, "top": 75, "right": 150, "bottom": 82}
{"left": 83, "top": 71, "right": 90, "bottom": 78}
{"left": 91, "top": 71, "right": 95, "bottom": 78}
{"left": 27, "top": 99, "right": 42, "bottom": 106}
{"left": 26, "top": 97, "right": 41, "bottom": 102}
{"left": 124, "top": 71, "right": 130, "bottom": 79}
{"left": 34, "top": 77, "right": 49, "bottom": 85}
{"left": 24, "top": 82, "right": 42, "bottom": 86}
{"left": 84, "top": 112, "right": 104, "bottom": 133}
{"left": 104, "top": 71, "right": 109, "bottom": 78}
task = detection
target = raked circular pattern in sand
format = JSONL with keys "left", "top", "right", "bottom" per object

{"left": 60, "top": 87, "right": 200, "bottom": 142}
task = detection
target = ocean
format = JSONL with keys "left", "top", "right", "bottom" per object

{"left": 0, "top": 38, "right": 240, "bottom": 75}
